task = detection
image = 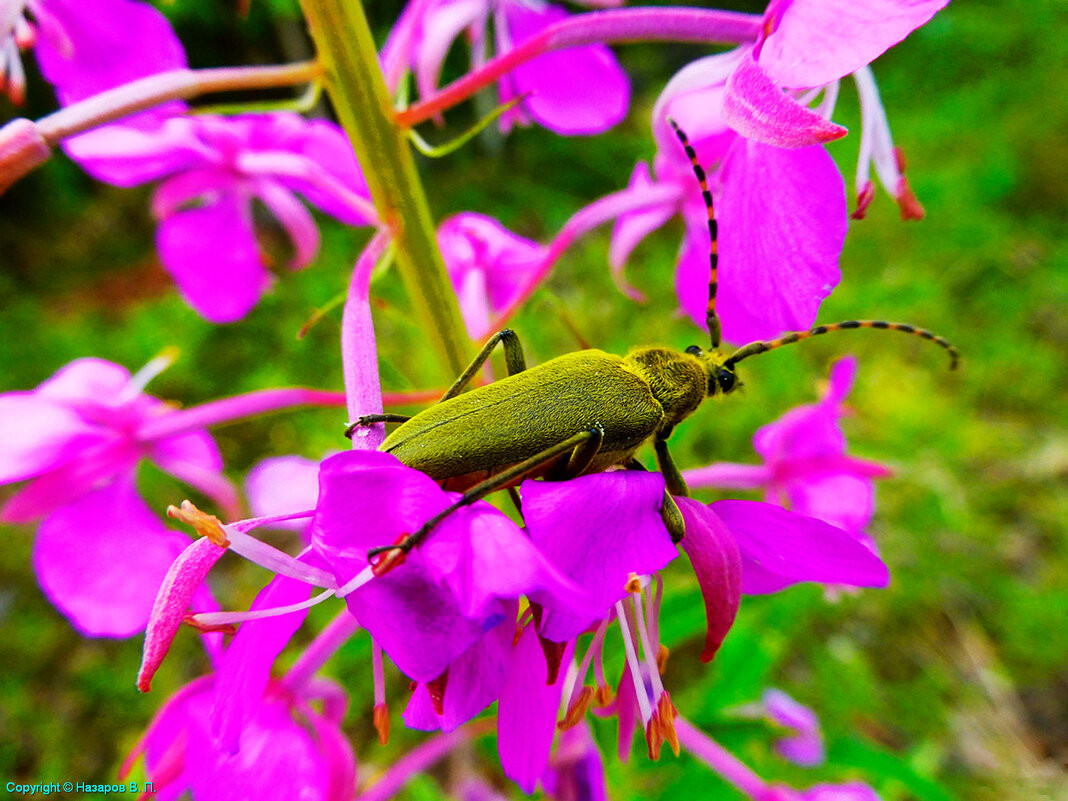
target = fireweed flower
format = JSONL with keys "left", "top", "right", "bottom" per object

{"left": 0, "top": 355, "right": 231, "bottom": 636}
{"left": 65, "top": 111, "right": 377, "bottom": 323}
{"left": 684, "top": 356, "right": 891, "bottom": 539}
{"left": 382, "top": 0, "right": 629, "bottom": 135}
{"left": 762, "top": 688, "right": 825, "bottom": 767}
{"left": 606, "top": 0, "right": 948, "bottom": 342}
{"left": 437, "top": 212, "right": 546, "bottom": 339}
{"left": 0, "top": 0, "right": 184, "bottom": 104}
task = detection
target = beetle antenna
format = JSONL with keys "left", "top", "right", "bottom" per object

{"left": 667, "top": 118, "right": 721, "bottom": 350}
{"left": 725, "top": 320, "right": 960, "bottom": 370}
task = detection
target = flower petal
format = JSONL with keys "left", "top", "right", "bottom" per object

{"left": 764, "top": 688, "right": 825, "bottom": 767}
{"left": 253, "top": 180, "right": 320, "bottom": 270}
{"left": 723, "top": 52, "right": 847, "bottom": 148}
{"left": 33, "top": 475, "right": 190, "bottom": 638}
{"left": 497, "top": 625, "right": 572, "bottom": 793}
{"left": 523, "top": 471, "right": 677, "bottom": 642}
{"left": 609, "top": 162, "right": 678, "bottom": 286}
{"left": 156, "top": 193, "right": 270, "bottom": 324}
{"left": 0, "top": 393, "right": 102, "bottom": 484}
{"left": 498, "top": 2, "right": 629, "bottom": 135}
{"left": 676, "top": 498, "right": 742, "bottom": 662}
{"left": 245, "top": 455, "right": 321, "bottom": 533}
{"left": 761, "top": 0, "right": 950, "bottom": 88}
{"left": 716, "top": 138, "right": 846, "bottom": 343}
{"left": 64, "top": 117, "right": 209, "bottom": 187}
{"left": 711, "top": 500, "right": 889, "bottom": 594}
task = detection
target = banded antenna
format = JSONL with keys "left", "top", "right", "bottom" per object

{"left": 725, "top": 320, "right": 960, "bottom": 370}
{"left": 667, "top": 118, "right": 722, "bottom": 350}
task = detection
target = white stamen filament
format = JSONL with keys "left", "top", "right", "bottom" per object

{"left": 225, "top": 528, "right": 338, "bottom": 588}
{"left": 191, "top": 588, "right": 336, "bottom": 626}
{"left": 334, "top": 564, "right": 376, "bottom": 597}
{"left": 372, "top": 638, "right": 386, "bottom": 707}
{"left": 564, "top": 618, "right": 610, "bottom": 715}
{"left": 632, "top": 587, "right": 666, "bottom": 701}
{"left": 122, "top": 346, "right": 180, "bottom": 401}
{"left": 615, "top": 600, "right": 654, "bottom": 724}
{"left": 853, "top": 66, "right": 901, "bottom": 192}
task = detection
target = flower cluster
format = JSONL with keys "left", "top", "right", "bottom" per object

{"left": 0, "top": 0, "right": 957, "bottom": 799}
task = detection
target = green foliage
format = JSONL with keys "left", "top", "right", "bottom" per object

{"left": 0, "top": 1, "right": 1064, "bottom": 799}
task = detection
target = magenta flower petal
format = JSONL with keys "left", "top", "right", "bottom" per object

{"left": 761, "top": 0, "right": 950, "bottom": 89}
{"left": 676, "top": 498, "right": 742, "bottom": 662}
{"left": 156, "top": 193, "right": 270, "bottom": 324}
{"left": 438, "top": 212, "right": 545, "bottom": 339}
{"left": 33, "top": 0, "right": 187, "bottom": 107}
{"left": 139, "top": 536, "right": 227, "bottom": 692}
{"left": 253, "top": 180, "right": 321, "bottom": 270}
{"left": 764, "top": 688, "right": 825, "bottom": 767}
{"left": 800, "top": 782, "right": 882, "bottom": 801}
{"left": 403, "top": 611, "right": 517, "bottom": 732}
{"left": 411, "top": 0, "right": 489, "bottom": 103}
{"left": 0, "top": 393, "right": 101, "bottom": 483}
{"left": 65, "top": 118, "right": 209, "bottom": 187}
{"left": 311, "top": 451, "right": 500, "bottom": 682}
{"left": 609, "top": 162, "right": 679, "bottom": 282}
{"left": 497, "top": 625, "right": 572, "bottom": 792}
{"left": 683, "top": 462, "right": 771, "bottom": 490}
{"left": 787, "top": 473, "right": 877, "bottom": 536}
{"left": 541, "top": 722, "right": 608, "bottom": 801}
{"left": 211, "top": 552, "right": 322, "bottom": 754}
{"left": 711, "top": 500, "right": 889, "bottom": 594}
{"left": 499, "top": 2, "right": 629, "bottom": 135}
{"left": 32, "top": 475, "right": 190, "bottom": 637}
{"left": 523, "top": 471, "right": 677, "bottom": 643}
{"left": 246, "top": 455, "right": 321, "bottom": 532}
{"left": 35, "top": 356, "right": 132, "bottom": 403}
{"left": 716, "top": 139, "right": 846, "bottom": 343}
{"left": 723, "top": 51, "right": 847, "bottom": 148}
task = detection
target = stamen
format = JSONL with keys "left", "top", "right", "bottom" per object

{"left": 631, "top": 583, "right": 666, "bottom": 702}
{"left": 167, "top": 500, "right": 229, "bottom": 547}
{"left": 335, "top": 564, "right": 376, "bottom": 597}
{"left": 224, "top": 530, "right": 337, "bottom": 588}
{"left": 614, "top": 601, "right": 653, "bottom": 725}
{"left": 123, "top": 346, "right": 181, "bottom": 401}
{"left": 188, "top": 588, "right": 336, "bottom": 627}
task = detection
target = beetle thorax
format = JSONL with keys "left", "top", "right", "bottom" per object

{"left": 622, "top": 348, "right": 707, "bottom": 426}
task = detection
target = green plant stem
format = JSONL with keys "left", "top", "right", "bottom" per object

{"left": 299, "top": 0, "right": 470, "bottom": 378}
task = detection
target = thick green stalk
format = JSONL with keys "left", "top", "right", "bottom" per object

{"left": 299, "top": 0, "right": 470, "bottom": 378}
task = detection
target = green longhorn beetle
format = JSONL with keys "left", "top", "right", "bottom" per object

{"left": 351, "top": 121, "right": 959, "bottom": 574}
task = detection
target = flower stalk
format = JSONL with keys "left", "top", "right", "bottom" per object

{"left": 300, "top": 0, "right": 471, "bottom": 378}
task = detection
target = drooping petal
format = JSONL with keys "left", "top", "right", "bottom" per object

{"left": 498, "top": 625, "right": 572, "bottom": 793}
{"left": 412, "top": 0, "right": 489, "bottom": 103}
{"left": 541, "top": 722, "right": 609, "bottom": 801}
{"left": 716, "top": 138, "right": 846, "bottom": 343}
{"left": 155, "top": 192, "right": 271, "bottom": 324}
{"left": 675, "top": 498, "right": 742, "bottom": 662}
{"left": 711, "top": 500, "right": 889, "bottom": 594}
{"left": 311, "top": 450, "right": 491, "bottom": 682}
{"left": 498, "top": 2, "right": 629, "bottom": 135}
{"left": 523, "top": 471, "right": 677, "bottom": 643}
{"left": 403, "top": 610, "right": 517, "bottom": 732}
{"left": 32, "top": 474, "right": 191, "bottom": 637}
{"left": 760, "top": 0, "right": 950, "bottom": 89}
{"left": 723, "top": 52, "right": 847, "bottom": 148}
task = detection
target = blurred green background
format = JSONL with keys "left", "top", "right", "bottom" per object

{"left": 0, "top": 1, "right": 1064, "bottom": 799}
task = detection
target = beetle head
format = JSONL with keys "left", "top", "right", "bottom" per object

{"left": 685, "top": 345, "right": 740, "bottom": 397}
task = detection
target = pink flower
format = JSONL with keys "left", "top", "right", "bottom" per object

{"left": 66, "top": 112, "right": 376, "bottom": 323}
{"left": 685, "top": 357, "right": 891, "bottom": 538}
{"left": 0, "top": 357, "right": 233, "bottom": 636}
{"left": 383, "top": 0, "right": 629, "bottom": 135}
{"left": 437, "top": 212, "right": 546, "bottom": 339}
{"left": 608, "top": 0, "right": 948, "bottom": 342}
{"left": 1, "top": 0, "right": 184, "bottom": 105}
{"left": 762, "top": 688, "right": 825, "bottom": 767}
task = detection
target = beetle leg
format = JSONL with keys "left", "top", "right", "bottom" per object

{"left": 562, "top": 423, "right": 604, "bottom": 479}
{"left": 367, "top": 427, "right": 601, "bottom": 572}
{"left": 653, "top": 434, "right": 689, "bottom": 498}
{"left": 343, "top": 413, "right": 412, "bottom": 438}
{"left": 439, "top": 329, "right": 527, "bottom": 402}
{"left": 660, "top": 492, "right": 686, "bottom": 545}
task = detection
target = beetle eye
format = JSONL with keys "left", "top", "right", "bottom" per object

{"left": 685, "top": 345, "right": 702, "bottom": 355}
{"left": 716, "top": 368, "right": 736, "bottom": 393}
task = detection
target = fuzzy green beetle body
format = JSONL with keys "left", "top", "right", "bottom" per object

{"left": 381, "top": 346, "right": 734, "bottom": 491}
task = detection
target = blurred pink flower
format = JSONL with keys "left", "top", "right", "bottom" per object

{"left": 382, "top": 0, "right": 629, "bottom": 135}
{"left": 66, "top": 112, "right": 376, "bottom": 322}
{"left": 0, "top": 357, "right": 232, "bottom": 636}
{"left": 1, "top": 0, "right": 184, "bottom": 105}
{"left": 685, "top": 357, "right": 891, "bottom": 539}
{"left": 762, "top": 688, "right": 825, "bottom": 767}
